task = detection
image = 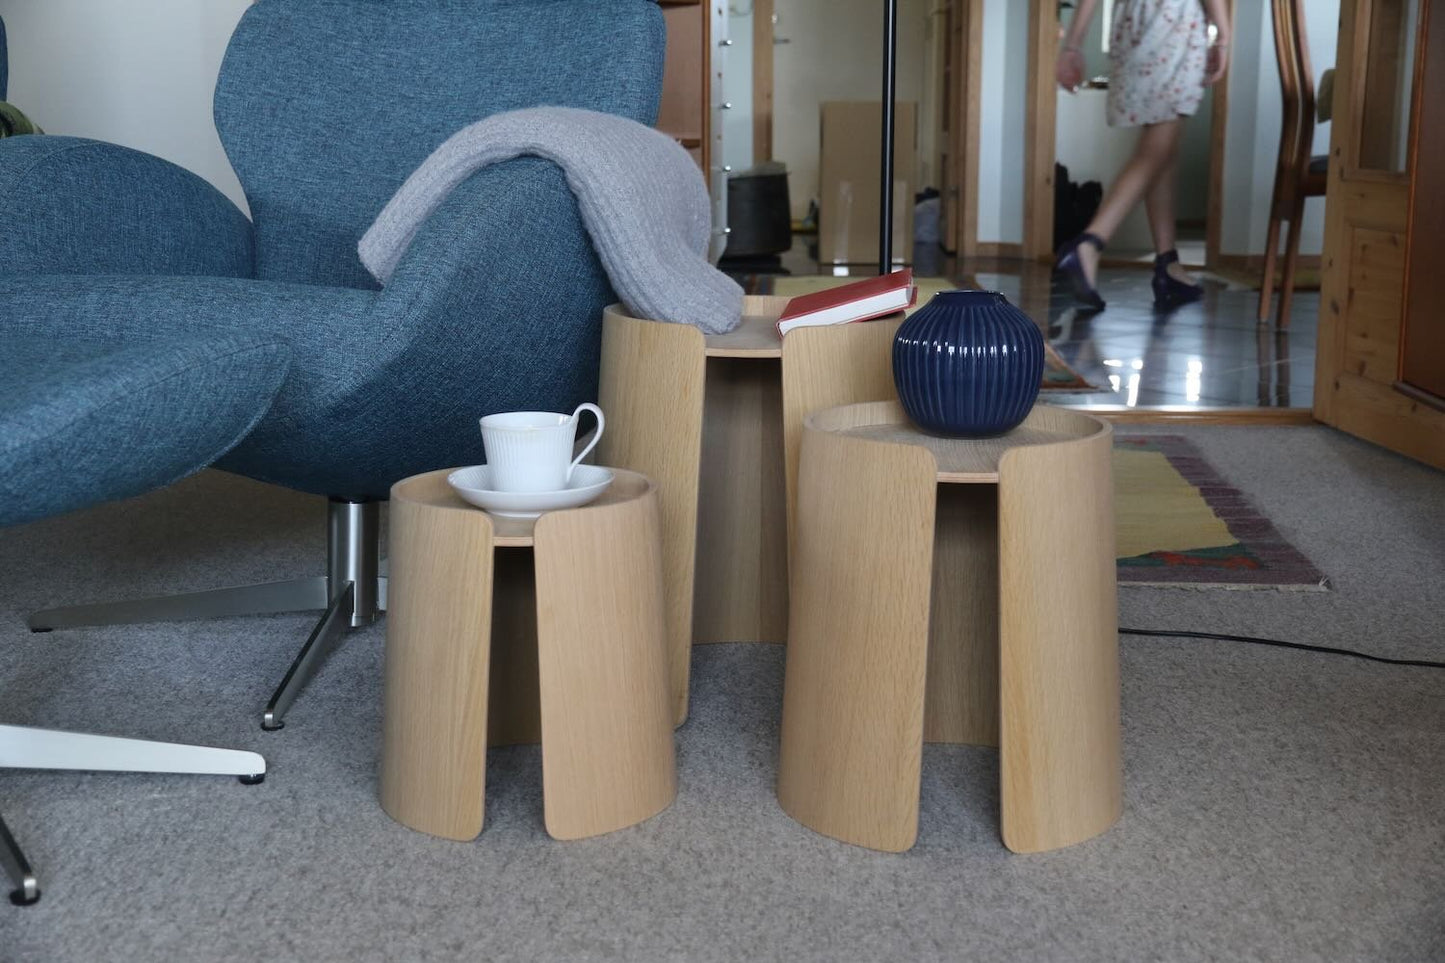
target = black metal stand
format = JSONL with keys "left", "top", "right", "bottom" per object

{"left": 879, "top": 0, "right": 899, "bottom": 275}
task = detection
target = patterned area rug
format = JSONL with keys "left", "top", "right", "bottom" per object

{"left": 1114, "top": 435, "right": 1327, "bottom": 589}
{"left": 742, "top": 274, "right": 1097, "bottom": 391}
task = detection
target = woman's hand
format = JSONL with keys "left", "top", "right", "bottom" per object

{"left": 1057, "top": 46, "right": 1086, "bottom": 92}
{"left": 1204, "top": 36, "right": 1231, "bottom": 85}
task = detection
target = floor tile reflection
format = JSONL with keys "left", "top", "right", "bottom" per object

{"left": 761, "top": 241, "right": 1318, "bottom": 411}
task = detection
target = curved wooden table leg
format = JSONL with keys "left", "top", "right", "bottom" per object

{"left": 997, "top": 419, "right": 1122, "bottom": 853}
{"left": 380, "top": 481, "right": 495, "bottom": 841}
{"left": 776, "top": 423, "right": 938, "bottom": 852}
{"left": 780, "top": 316, "right": 903, "bottom": 554}
{"left": 597, "top": 310, "right": 705, "bottom": 725}
{"left": 532, "top": 486, "right": 677, "bottom": 840}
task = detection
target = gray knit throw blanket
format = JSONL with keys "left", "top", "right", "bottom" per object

{"left": 358, "top": 106, "right": 743, "bottom": 335}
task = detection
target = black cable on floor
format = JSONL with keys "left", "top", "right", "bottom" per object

{"left": 1119, "top": 627, "right": 1445, "bottom": 669}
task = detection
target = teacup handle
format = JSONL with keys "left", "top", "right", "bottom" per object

{"left": 567, "top": 403, "right": 605, "bottom": 481}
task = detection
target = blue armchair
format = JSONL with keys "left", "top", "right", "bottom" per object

{"left": 4, "top": 0, "right": 666, "bottom": 728}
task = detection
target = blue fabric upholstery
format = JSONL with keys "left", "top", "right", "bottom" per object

{"left": 0, "top": 0, "right": 665, "bottom": 501}
{"left": 0, "top": 136, "right": 254, "bottom": 277}
{"left": 215, "top": 0, "right": 665, "bottom": 289}
{"left": 0, "top": 334, "right": 290, "bottom": 527}
{"left": 0, "top": 159, "right": 610, "bottom": 497}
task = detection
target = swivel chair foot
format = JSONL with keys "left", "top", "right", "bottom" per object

{"left": 1, "top": 814, "right": 40, "bottom": 907}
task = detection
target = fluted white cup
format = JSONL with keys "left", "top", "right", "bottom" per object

{"left": 479, "top": 403, "right": 605, "bottom": 493}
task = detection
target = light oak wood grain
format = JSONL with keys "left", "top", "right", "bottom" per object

{"left": 997, "top": 420, "right": 1122, "bottom": 853}
{"left": 778, "top": 403, "right": 1120, "bottom": 853}
{"left": 776, "top": 424, "right": 938, "bottom": 853}
{"left": 598, "top": 307, "right": 706, "bottom": 722}
{"left": 487, "top": 548, "right": 541, "bottom": 748}
{"left": 380, "top": 472, "right": 496, "bottom": 841}
{"left": 924, "top": 484, "right": 1000, "bottom": 746}
{"left": 693, "top": 354, "right": 790, "bottom": 643}
{"left": 780, "top": 317, "right": 902, "bottom": 551}
{"left": 381, "top": 469, "right": 676, "bottom": 841}
{"left": 703, "top": 298, "right": 790, "bottom": 358}
{"left": 602, "top": 298, "right": 905, "bottom": 648}
{"left": 534, "top": 483, "right": 678, "bottom": 840}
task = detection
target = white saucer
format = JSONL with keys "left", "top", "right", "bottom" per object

{"left": 447, "top": 464, "right": 614, "bottom": 518}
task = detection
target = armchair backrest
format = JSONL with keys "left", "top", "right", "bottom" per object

{"left": 215, "top": 0, "right": 664, "bottom": 289}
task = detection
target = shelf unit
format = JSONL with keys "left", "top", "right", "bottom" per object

{"left": 656, "top": 0, "right": 729, "bottom": 260}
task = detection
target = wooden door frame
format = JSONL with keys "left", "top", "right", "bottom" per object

{"left": 1021, "top": 0, "right": 1234, "bottom": 264}
{"left": 952, "top": 0, "right": 984, "bottom": 256}
{"left": 1022, "top": 0, "right": 1059, "bottom": 260}
{"left": 753, "top": 0, "right": 773, "bottom": 163}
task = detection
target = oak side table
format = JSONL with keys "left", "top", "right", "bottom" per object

{"left": 777, "top": 401, "right": 1122, "bottom": 854}
{"left": 379, "top": 468, "right": 676, "bottom": 842}
{"left": 596, "top": 296, "right": 903, "bottom": 723}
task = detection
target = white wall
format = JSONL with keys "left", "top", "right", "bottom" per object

{"left": 0, "top": 0, "right": 252, "bottom": 212}
{"left": 1220, "top": 0, "right": 1338, "bottom": 256}
{"left": 976, "top": 0, "right": 1028, "bottom": 244}
{"left": 772, "top": 0, "right": 930, "bottom": 219}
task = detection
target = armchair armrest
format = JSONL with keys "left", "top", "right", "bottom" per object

{"left": 0, "top": 136, "right": 254, "bottom": 278}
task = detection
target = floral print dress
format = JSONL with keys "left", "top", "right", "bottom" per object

{"left": 1106, "top": 0, "right": 1209, "bottom": 127}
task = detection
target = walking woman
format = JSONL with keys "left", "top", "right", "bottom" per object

{"left": 1055, "top": 0, "right": 1231, "bottom": 310}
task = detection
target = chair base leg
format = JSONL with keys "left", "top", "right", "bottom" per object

{"left": 262, "top": 583, "right": 355, "bottom": 731}
{"left": 0, "top": 724, "right": 265, "bottom": 779}
{"left": 0, "top": 813, "right": 40, "bottom": 906}
{"left": 27, "top": 577, "right": 331, "bottom": 632}
{"left": 26, "top": 498, "right": 385, "bottom": 730}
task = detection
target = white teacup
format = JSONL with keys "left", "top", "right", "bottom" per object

{"left": 479, "top": 403, "right": 605, "bottom": 493}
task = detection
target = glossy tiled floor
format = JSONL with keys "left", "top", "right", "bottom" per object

{"left": 973, "top": 260, "right": 1317, "bottom": 411}
{"left": 758, "top": 241, "right": 1317, "bottom": 413}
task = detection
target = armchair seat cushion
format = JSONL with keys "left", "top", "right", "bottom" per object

{"left": 0, "top": 332, "right": 290, "bottom": 527}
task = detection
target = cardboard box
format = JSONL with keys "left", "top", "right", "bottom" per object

{"left": 817, "top": 101, "right": 918, "bottom": 265}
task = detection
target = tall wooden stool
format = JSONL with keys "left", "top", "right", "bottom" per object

{"left": 777, "top": 402, "right": 1121, "bottom": 854}
{"left": 597, "top": 296, "right": 903, "bottom": 723}
{"left": 380, "top": 469, "right": 676, "bottom": 841}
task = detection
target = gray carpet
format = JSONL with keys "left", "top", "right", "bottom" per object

{"left": 3, "top": 425, "right": 1443, "bottom": 962}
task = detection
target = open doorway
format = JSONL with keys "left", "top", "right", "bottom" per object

{"left": 1052, "top": 1, "right": 1218, "bottom": 267}
{"left": 1030, "top": 0, "right": 1230, "bottom": 269}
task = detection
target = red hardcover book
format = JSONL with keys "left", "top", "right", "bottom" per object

{"left": 775, "top": 269, "right": 917, "bottom": 336}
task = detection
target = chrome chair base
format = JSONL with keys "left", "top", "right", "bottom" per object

{"left": 27, "top": 497, "right": 386, "bottom": 731}
{"left": 0, "top": 725, "right": 269, "bottom": 906}
{"left": 1, "top": 813, "right": 40, "bottom": 906}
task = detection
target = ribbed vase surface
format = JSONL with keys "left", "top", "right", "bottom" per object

{"left": 891, "top": 290, "right": 1044, "bottom": 437}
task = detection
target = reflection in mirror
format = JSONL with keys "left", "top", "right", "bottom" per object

{"left": 1358, "top": 0, "right": 1420, "bottom": 171}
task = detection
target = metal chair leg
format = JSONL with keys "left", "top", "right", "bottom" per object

{"left": 26, "top": 497, "right": 384, "bottom": 730}
{"left": 0, "top": 813, "right": 40, "bottom": 906}
{"left": 262, "top": 583, "right": 355, "bottom": 731}
{"left": 28, "top": 577, "right": 330, "bottom": 632}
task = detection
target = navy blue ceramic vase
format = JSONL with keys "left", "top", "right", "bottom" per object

{"left": 891, "top": 290, "right": 1044, "bottom": 437}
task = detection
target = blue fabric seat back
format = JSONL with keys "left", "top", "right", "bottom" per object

{"left": 214, "top": 0, "right": 665, "bottom": 290}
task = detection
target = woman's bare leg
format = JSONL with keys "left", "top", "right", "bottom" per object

{"left": 1075, "top": 119, "right": 1185, "bottom": 284}
{"left": 1144, "top": 142, "right": 1197, "bottom": 284}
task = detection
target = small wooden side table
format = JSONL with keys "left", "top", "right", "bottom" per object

{"left": 597, "top": 296, "right": 902, "bottom": 722}
{"left": 380, "top": 469, "right": 676, "bottom": 842}
{"left": 777, "top": 401, "right": 1121, "bottom": 854}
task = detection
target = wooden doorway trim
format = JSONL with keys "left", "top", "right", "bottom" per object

{"left": 952, "top": 0, "right": 984, "bottom": 256}
{"left": 752, "top": 0, "right": 773, "bottom": 164}
{"left": 1022, "top": 0, "right": 1059, "bottom": 261}
{"left": 1204, "top": 0, "right": 1237, "bottom": 267}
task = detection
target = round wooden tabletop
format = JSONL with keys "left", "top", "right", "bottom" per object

{"left": 805, "top": 400, "right": 1110, "bottom": 484}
